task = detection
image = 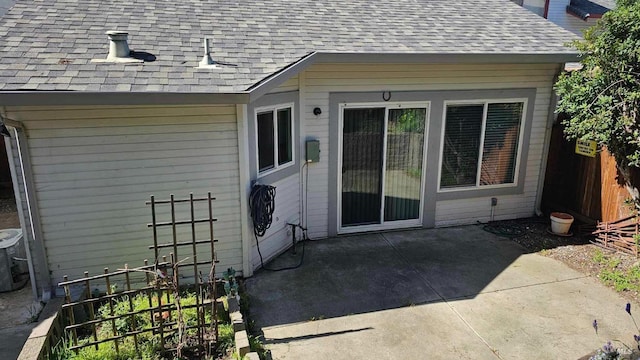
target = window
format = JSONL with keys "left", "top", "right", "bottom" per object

{"left": 256, "top": 104, "right": 294, "bottom": 174}
{"left": 439, "top": 100, "right": 524, "bottom": 190}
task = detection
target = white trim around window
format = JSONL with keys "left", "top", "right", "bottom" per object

{"left": 436, "top": 98, "right": 528, "bottom": 193}
{"left": 255, "top": 102, "right": 295, "bottom": 177}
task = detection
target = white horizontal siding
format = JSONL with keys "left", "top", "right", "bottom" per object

{"left": 251, "top": 173, "right": 300, "bottom": 268}
{"left": 267, "top": 75, "right": 299, "bottom": 94}
{"left": 5, "top": 105, "right": 243, "bottom": 286}
{"left": 301, "top": 63, "right": 559, "bottom": 236}
{"left": 435, "top": 195, "right": 538, "bottom": 227}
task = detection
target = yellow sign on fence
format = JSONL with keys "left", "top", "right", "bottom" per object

{"left": 575, "top": 139, "right": 597, "bottom": 157}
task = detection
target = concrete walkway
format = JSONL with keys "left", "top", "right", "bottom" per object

{"left": 246, "top": 226, "right": 639, "bottom": 359}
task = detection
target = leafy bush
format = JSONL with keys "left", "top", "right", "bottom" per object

{"left": 555, "top": 0, "right": 640, "bottom": 170}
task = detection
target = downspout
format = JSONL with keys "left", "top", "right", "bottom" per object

{"left": 0, "top": 108, "right": 52, "bottom": 300}
{"left": 2, "top": 112, "right": 39, "bottom": 300}
{"left": 4, "top": 126, "right": 37, "bottom": 300}
{"left": 236, "top": 104, "right": 253, "bottom": 277}
{"left": 535, "top": 67, "right": 562, "bottom": 217}
{"left": 544, "top": 0, "right": 551, "bottom": 18}
{"left": 298, "top": 72, "right": 307, "bottom": 231}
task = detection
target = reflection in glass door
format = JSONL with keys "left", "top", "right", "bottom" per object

{"left": 341, "top": 108, "right": 385, "bottom": 226}
{"left": 384, "top": 108, "right": 426, "bottom": 221}
{"left": 340, "top": 104, "right": 427, "bottom": 230}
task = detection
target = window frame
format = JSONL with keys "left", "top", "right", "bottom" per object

{"left": 437, "top": 98, "right": 528, "bottom": 193}
{"left": 254, "top": 102, "right": 295, "bottom": 177}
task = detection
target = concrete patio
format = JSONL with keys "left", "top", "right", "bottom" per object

{"left": 245, "top": 225, "right": 639, "bottom": 359}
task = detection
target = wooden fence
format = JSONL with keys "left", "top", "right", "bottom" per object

{"left": 543, "top": 121, "right": 636, "bottom": 222}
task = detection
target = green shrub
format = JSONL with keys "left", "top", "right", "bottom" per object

{"left": 56, "top": 291, "right": 224, "bottom": 360}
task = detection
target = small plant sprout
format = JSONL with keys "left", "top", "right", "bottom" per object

{"left": 223, "top": 267, "right": 239, "bottom": 297}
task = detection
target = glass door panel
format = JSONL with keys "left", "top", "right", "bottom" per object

{"left": 341, "top": 108, "right": 385, "bottom": 227}
{"left": 384, "top": 108, "right": 426, "bottom": 221}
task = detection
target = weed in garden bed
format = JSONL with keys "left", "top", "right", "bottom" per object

{"left": 236, "top": 281, "right": 267, "bottom": 360}
{"left": 593, "top": 249, "right": 640, "bottom": 292}
{"left": 217, "top": 323, "right": 235, "bottom": 354}
{"left": 52, "top": 291, "right": 229, "bottom": 360}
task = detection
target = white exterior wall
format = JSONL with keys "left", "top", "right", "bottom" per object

{"left": 300, "top": 63, "right": 559, "bottom": 237}
{"left": 5, "top": 105, "right": 243, "bottom": 287}
{"left": 546, "top": 0, "right": 600, "bottom": 35}
{"left": 250, "top": 173, "right": 300, "bottom": 268}
{"left": 246, "top": 78, "right": 302, "bottom": 270}
{"left": 268, "top": 75, "right": 299, "bottom": 94}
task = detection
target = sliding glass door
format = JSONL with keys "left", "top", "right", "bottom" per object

{"left": 340, "top": 103, "right": 428, "bottom": 231}
{"left": 341, "top": 108, "right": 385, "bottom": 226}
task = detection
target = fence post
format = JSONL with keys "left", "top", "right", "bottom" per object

{"left": 62, "top": 275, "right": 78, "bottom": 353}
{"left": 84, "top": 271, "right": 98, "bottom": 350}
{"left": 104, "top": 268, "right": 119, "bottom": 354}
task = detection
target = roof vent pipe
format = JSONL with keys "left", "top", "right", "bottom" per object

{"left": 92, "top": 30, "right": 142, "bottom": 63}
{"left": 107, "top": 31, "right": 131, "bottom": 59}
{"left": 198, "top": 38, "right": 217, "bottom": 68}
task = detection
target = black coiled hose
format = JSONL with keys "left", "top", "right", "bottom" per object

{"left": 249, "top": 184, "right": 276, "bottom": 237}
{"left": 249, "top": 183, "right": 306, "bottom": 271}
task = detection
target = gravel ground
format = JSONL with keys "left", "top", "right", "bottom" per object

{"left": 0, "top": 197, "right": 16, "bottom": 213}
{"left": 0, "top": 196, "right": 37, "bottom": 330}
{"left": 0, "top": 199, "right": 19, "bottom": 228}
{"left": 490, "top": 217, "right": 640, "bottom": 306}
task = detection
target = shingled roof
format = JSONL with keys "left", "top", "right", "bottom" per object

{"left": 0, "top": 0, "right": 579, "bottom": 94}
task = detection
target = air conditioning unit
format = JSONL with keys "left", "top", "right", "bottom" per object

{"left": 0, "top": 229, "right": 29, "bottom": 292}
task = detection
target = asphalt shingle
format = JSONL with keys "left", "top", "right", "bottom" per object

{"left": 0, "top": 0, "right": 580, "bottom": 93}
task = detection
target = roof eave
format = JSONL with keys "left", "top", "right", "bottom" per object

{"left": 314, "top": 52, "right": 580, "bottom": 64}
{"left": 248, "top": 51, "right": 580, "bottom": 102}
{"left": 0, "top": 91, "right": 250, "bottom": 106}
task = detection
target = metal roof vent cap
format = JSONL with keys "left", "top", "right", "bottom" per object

{"left": 107, "top": 31, "right": 131, "bottom": 59}
{"left": 198, "top": 38, "right": 217, "bottom": 69}
{"left": 92, "top": 31, "right": 143, "bottom": 63}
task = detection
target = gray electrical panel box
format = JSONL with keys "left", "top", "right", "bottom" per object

{"left": 306, "top": 140, "right": 320, "bottom": 163}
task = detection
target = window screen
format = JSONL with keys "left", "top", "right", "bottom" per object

{"left": 277, "top": 108, "right": 292, "bottom": 165}
{"left": 257, "top": 105, "right": 294, "bottom": 174}
{"left": 440, "top": 101, "right": 524, "bottom": 189}
{"left": 480, "top": 103, "right": 523, "bottom": 185}
{"left": 440, "top": 105, "right": 484, "bottom": 188}
{"left": 257, "top": 111, "right": 275, "bottom": 172}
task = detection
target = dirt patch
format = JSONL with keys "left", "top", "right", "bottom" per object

{"left": 0, "top": 281, "right": 41, "bottom": 329}
{"left": 0, "top": 198, "right": 19, "bottom": 228}
{"left": 492, "top": 217, "right": 640, "bottom": 306}
{"left": 0, "top": 194, "right": 37, "bottom": 329}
